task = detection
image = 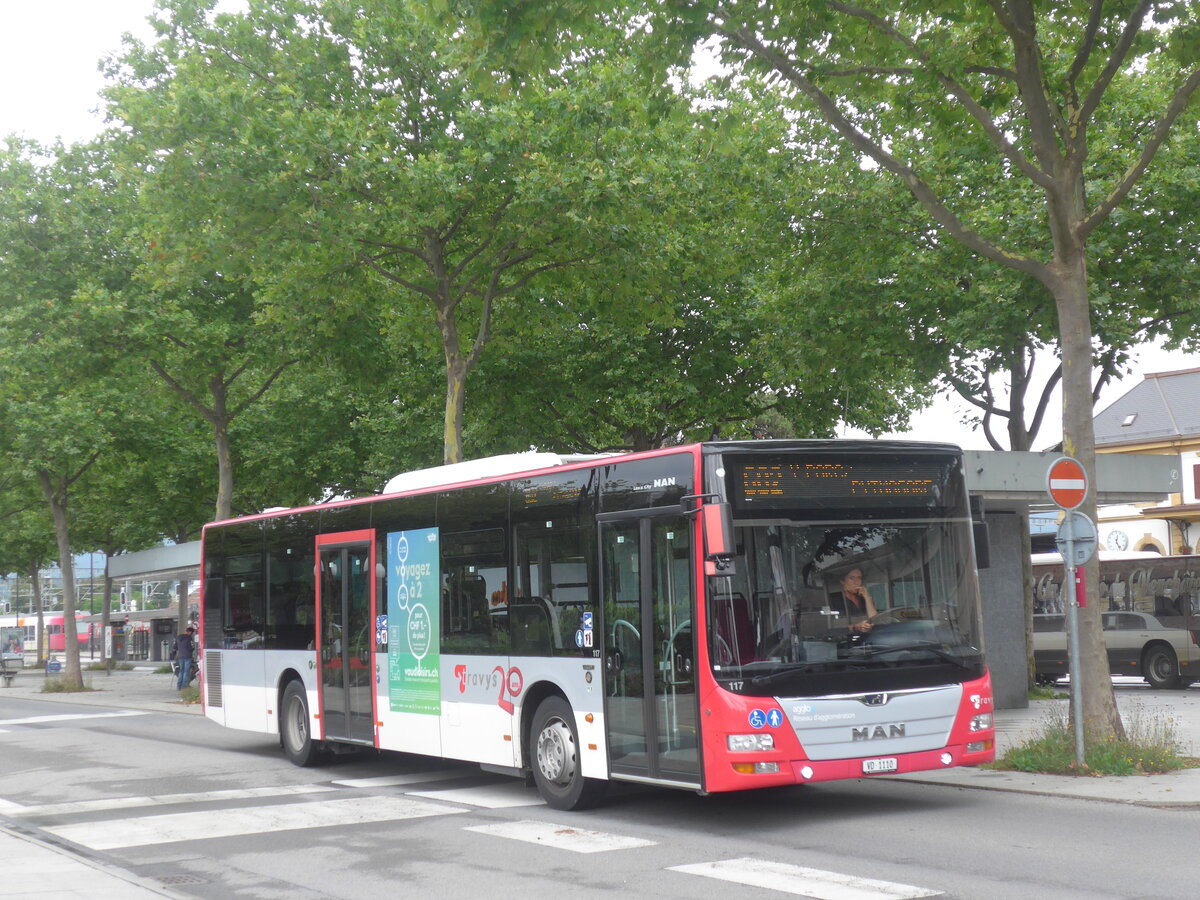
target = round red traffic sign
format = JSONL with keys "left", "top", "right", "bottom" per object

{"left": 1047, "top": 457, "right": 1088, "bottom": 509}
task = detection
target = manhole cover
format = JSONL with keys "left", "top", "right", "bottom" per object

{"left": 157, "top": 874, "right": 210, "bottom": 885}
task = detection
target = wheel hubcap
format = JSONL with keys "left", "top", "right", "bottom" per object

{"left": 536, "top": 718, "right": 576, "bottom": 786}
{"left": 289, "top": 698, "right": 307, "bottom": 747}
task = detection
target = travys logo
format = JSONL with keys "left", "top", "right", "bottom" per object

{"left": 452, "top": 664, "right": 525, "bottom": 714}
{"left": 453, "top": 664, "right": 501, "bottom": 694}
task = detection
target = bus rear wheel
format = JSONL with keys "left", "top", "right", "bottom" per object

{"left": 281, "top": 680, "right": 329, "bottom": 767}
{"left": 530, "top": 696, "right": 606, "bottom": 810}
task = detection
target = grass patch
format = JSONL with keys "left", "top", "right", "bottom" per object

{"left": 179, "top": 684, "right": 201, "bottom": 704}
{"left": 84, "top": 661, "right": 134, "bottom": 671}
{"left": 1028, "top": 684, "right": 1068, "bottom": 701}
{"left": 40, "top": 676, "right": 97, "bottom": 693}
{"left": 994, "top": 703, "right": 1193, "bottom": 776}
{"left": 154, "top": 664, "right": 173, "bottom": 675}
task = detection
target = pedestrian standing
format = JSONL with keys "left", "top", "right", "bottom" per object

{"left": 174, "top": 626, "right": 196, "bottom": 690}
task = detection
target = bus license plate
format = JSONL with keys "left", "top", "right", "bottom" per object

{"left": 862, "top": 757, "right": 898, "bottom": 775}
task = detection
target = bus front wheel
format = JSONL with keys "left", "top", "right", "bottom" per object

{"left": 281, "top": 680, "right": 329, "bottom": 767}
{"left": 530, "top": 696, "right": 606, "bottom": 810}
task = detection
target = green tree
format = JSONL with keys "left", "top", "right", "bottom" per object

{"left": 0, "top": 138, "right": 136, "bottom": 688}
{"left": 106, "top": 0, "right": 747, "bottom": 467}
{"left": 472, "top": 84, "right": 941, "bottom": 451}
{"left": 485, "top": 1, "right": 1200, "bottom": 743}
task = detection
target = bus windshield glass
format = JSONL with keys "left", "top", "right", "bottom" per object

{"left": 709, "top": 449, "right": 985, "bottom": 695}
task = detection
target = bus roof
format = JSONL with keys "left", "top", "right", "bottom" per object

{"left": 382, "top": 451, "right": 616, "bottom": 495}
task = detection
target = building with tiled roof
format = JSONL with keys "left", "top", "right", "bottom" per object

{"left": 1093, "top": 368, "right": 1200, "bottom": 555}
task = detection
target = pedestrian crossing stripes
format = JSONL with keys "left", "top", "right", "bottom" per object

{"left": 409, "top": 782, "right": 544, "bottom": 808}
{"left": 465, "top": 820, "right": 656, "bottom": 853}
{"left": 3, "top": 784, "right": 337, "bottom": 818}
{"left": 42, "top": 795, "right": 464, "bottom": 851}
{"left": 0, "top": 710, "right": 150, "bottom": 727}
{"left": 5, "top": 776, "right": 941, "bottom": 899}
{"left": 332, "top": 770, "right": 476, "bottom": 788}
{"left": 670, "top": 858, "right": 942, "bottom": 900}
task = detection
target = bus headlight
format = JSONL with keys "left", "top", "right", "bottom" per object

{"left": 728, "top": 733, "right": 775, "bottom": 752}
{"left": 970, "top": 713, "right": 993, "bottom": 732}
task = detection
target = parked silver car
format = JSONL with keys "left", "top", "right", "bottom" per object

{"left": 1033, "top": 610, "right": 1199, "bottom": 689}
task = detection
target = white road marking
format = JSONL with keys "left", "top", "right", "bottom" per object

{"left": 43, "top": 795, "right": 465, "bottom": 851}
{"left": 0, "top": 797, "right": 24, "bottom": 810}
{"left": 409, "top": 783, "right": 544, "bottom": 808}
{"left": 670, "top": 858, "right": 942, "bottom": 900}
{"left": 333, "top": 770, "right": 476, "bottom": 788}
{"left": 465, "top": 820, "right": 656, "bottom": 853}
{"left": 0, "top": 710, "right": 150, "bottom": 727}
{"left": 5, "top": 784, "right": 337, "bottom": 817}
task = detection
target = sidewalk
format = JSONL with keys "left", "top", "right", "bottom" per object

{"left": 1, "top": 664, "right": 199, "bottom": 899}
{"left": 0, "top": 662, "right": 204, "bottom": 715}
{"left": 0, "top": 823, "right": 188, "bottom": 899}
{"left": 894, "top": 687, "right": 1200, "bottom": 807}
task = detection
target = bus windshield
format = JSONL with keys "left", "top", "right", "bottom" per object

{"left": 709, "top": 449, "right": 985, "bottom": 695}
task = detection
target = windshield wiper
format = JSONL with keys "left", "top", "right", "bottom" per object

{"left": 748, "top": 660, "right": 875, "bottom": 686}
{"left": 858, "top": 641, "right": 974, "bottom": 670}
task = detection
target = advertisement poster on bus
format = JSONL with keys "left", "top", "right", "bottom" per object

{"left": 387, "top": 528, "right": 441, "bottom": 714}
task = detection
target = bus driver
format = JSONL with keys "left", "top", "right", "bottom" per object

{"left": 833, "top": 568, "right": 877, "bottom": 633}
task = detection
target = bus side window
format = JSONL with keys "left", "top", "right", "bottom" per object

{"left": 440, "top": 529, "right": 509, "bottom": 655}
{"left": 513, "top": 523, "right": 594, "bottom": 658}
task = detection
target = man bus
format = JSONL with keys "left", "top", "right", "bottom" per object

{"left": 199, "top": 440, "right": 994, "bottom": 809}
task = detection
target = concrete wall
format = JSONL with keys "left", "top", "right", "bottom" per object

{"left": 979, "top": 510, "right": 1029, "bottom": 710}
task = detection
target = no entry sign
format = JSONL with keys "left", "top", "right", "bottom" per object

{"left": 1047, "top": 457, "right": 1088, "bottom": 509}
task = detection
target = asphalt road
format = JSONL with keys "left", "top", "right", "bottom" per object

{"left": 2, "top": 691, "right": 1197, "bottom": 899}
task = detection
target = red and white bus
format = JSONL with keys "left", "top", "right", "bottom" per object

{"left": 199, "top": 440, "right": 994, "bottom": 808}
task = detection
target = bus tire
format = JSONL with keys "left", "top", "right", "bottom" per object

{"left": 281, "top": 680, "right": 328, "bottom": 767}
{"left": 530, "top": 696, "right": 606, "bottom": 811}
{"left": 1142, "top": 644, "right": 1179, "bottom": 690}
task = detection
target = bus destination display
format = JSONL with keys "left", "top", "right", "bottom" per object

{"left": 734, "top": 460, "right": 944, "bottom": 507}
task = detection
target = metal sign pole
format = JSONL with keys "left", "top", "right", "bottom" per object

{"left": 1063, "top": 514, "right": 1085, "bottom": 769}
{"left": 1048, "top": 457, "right": 1092, "bottom": 771}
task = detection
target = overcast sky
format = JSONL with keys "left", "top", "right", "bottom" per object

{"left": 5, "top": 1, "right": 1197, "bottom": 452}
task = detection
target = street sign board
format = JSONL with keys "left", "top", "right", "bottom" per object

{"left": 1055, "top": 511, "right": 1097, "bottom": 567}
{"left": 1047, "top": 457, "right": 1088, "bottom": 509}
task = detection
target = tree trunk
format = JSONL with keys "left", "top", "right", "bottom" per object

{"left": 443, "top": 356, "right": 468, "bottom": 466}
{"left": 38, "top": 470, "right": 83, "bottom": 689}
{"left": 1053, "top": 258, "right": 1125, "bottom": 743}
{"left": 31, "top": 563, "right": 44, "bottom": 667}
{"left": 212, "top": 376, "right": 234, "bottom": 522}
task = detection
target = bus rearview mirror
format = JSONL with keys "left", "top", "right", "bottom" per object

{"left": 702, "top": 502, "right": 736, "bottom": 576}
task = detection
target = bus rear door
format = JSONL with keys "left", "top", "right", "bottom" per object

{"left": 315, "top": 531, "right": 377, "bottom": 746}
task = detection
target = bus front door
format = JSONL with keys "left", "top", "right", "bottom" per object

{"left": 315, "top": 532, "right": 376, "bottom": 746}
{"left": 600, "top": 512, "right": 699, "bottom": 788}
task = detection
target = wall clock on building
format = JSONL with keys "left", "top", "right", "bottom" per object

{"left": 1106, "top": 530, "right": 1129, "bottom": 551}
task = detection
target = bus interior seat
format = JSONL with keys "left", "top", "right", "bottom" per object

{"left": 509, "top": 602, "right": 552, "bottom": 655}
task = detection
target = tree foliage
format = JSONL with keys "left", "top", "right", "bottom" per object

{"left": 472, "top": 0, "right": 1200, "bottom": 742}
